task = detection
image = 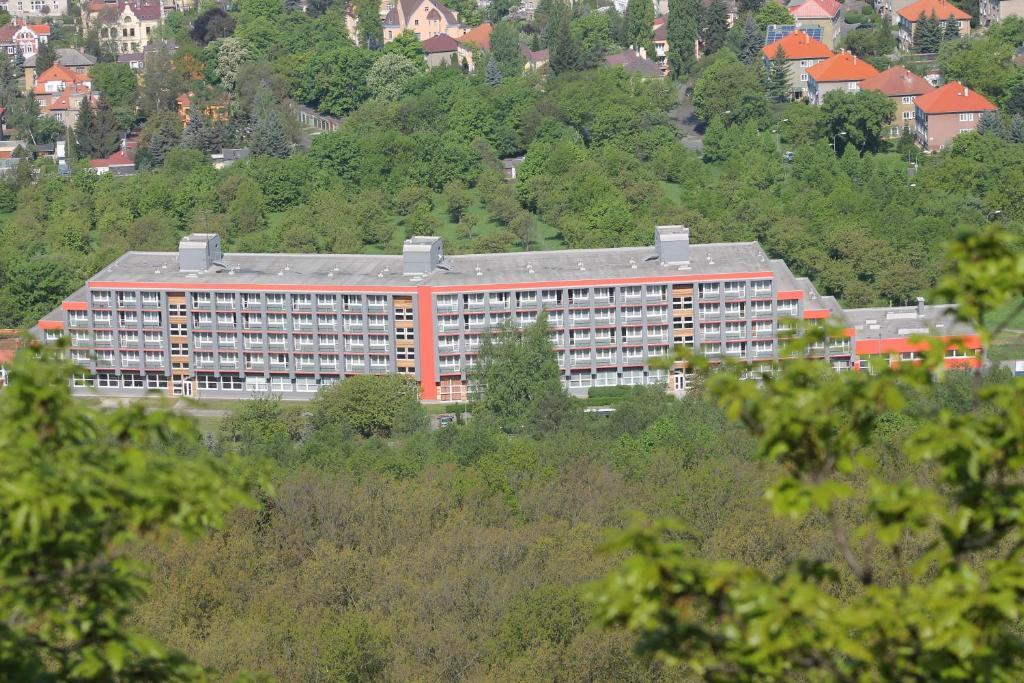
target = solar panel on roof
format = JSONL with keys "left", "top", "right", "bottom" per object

{"left": 765, "top": 24, "right": 823, "bottom": 45}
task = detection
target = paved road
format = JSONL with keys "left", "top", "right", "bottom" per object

{"left": 668, "top": 84, "right": 704, "bottom": 152}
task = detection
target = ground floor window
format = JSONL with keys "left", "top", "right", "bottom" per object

{"left": 97, "top": 373, "right": 119, "bottom": 388}
{"left": 122, "top": 372, "right": 144, "bottom": 388}
{"left": 270, "top": 376, "right": 293, "bottom": 392}
{"left": 222, "top": 374, "right": 244, "bottom": 390}
{"left": 73, "top": 373, "right": 94, "bottom": 387}
{"left": 569, "top": 372, "right": 592, "bottom": 389}
{"left": 146, "top": 374, "right": 168, "bottom": 389}
{"left": 295, "top": 376, "right": 318, "bottom": 392}
{"left": 197, "top": 375, "right": 220, "bottom": 390}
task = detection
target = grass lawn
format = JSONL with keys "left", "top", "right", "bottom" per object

{"left": 988, "top": 297, "right": 1024, "bottom": 362}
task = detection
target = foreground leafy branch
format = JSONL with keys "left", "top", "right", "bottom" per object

{"left": 0, "top": 343, "right": 263, "bottom": 680}
{"left": 592, "top": 227, "right": 1024, "bottom": 681}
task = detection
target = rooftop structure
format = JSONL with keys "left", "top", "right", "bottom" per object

{"left": 762, "top": 29, "right": 833, "bottom": 60}
{"left": 858, "top": 65, "right": 933, "bottom": 97}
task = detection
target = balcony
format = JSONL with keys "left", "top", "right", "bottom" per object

{"left": 192, "top": 321, "right": 213, "bottom": 330}
{"left": 438, "top": 344, "right": 459, "bottom": 354}
{"left": 343, "top": 325, "right": 366, "bottom": 334}
{"left": 245, "top": 361, "right": 265, "bottom": 370}
{"left": 366, "top": 302, "right": 388, "bottom": 312}
{"left": 265, "top": 300, "right": 286, "bottom": 311}
{"left": 570, "top": 317, "right": 591, "bottom": 328}
{"left": 723, "top": 289, "right": 746, "bottom": 299}
{"left": 724, "top": 328, "right": 746, "bottom": 338}
{"left": 120, "top": 359, "right": 140, "bottom": 368}
{"left": 220, "top": 360, "right": 239, "bottom": 369}
{"left": 753, "top": 347, "right": 774, "bottom": 358}
{"left": 368, "top": 344, "right": 389, "bottom": 353}
{"left": 91, "top": 299, "right": 111, "bottom": 309}
{"left": 439, "top": 363, "right": 460, "bottom": 374}
{"left": 242, "top": 300, "right": 261, "bottom": 310}
{"left": 698, "top": 290, "right": 720, "bottom": 301}
{"left": 194, "top": 359, "right": 216, "bottom": 369}
{"left": 367, "top": 321, "right": 388, "bottom": 332}
{"left": 292, "top": 300, "right": 313, "bottom": 311}
{"left": 436, "top": 302, "right": 459, "bottom": 313}
{"left": 570, "top": 337, "right": 592, "bottom": 347}
{"left": 723, "top": 309, "right": 745, "bottom": 320}
{"left": 541, "top": 299, "right": 562, "bottom": 309}
{"left": 144, "top": 358, "right": 165, "bottom": 367}
{"left": 320, "top": 361, "right": 338, "bottom": 371}
{"left": 465, "top": 299, "right": 486, "bottom": 310}
{"left": 570, "top": 358, "right": 592, "bottom": 367}
{"left": 269, "top": 361, "right": 289, "bottom": 371}
{"left": 191, "top": 300, "right": 212, "bottom": 309}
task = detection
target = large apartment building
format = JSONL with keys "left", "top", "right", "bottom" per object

{"left": 34, "top": 228, "right": 981, "bottom": 401}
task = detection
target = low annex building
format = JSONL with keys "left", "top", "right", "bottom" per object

{"left": 35, "top": 228, "right": 981, "bottom": 402}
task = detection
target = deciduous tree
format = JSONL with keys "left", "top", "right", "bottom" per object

{"left": 667, "top": 0, "right": 699, "bottom": 77}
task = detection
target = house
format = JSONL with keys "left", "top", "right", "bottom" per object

{"left": 897, "top": 0, "right": 969, "bottom": 49}
{"left": 176, "top": 93, "right": 228, "bottom": 126}
{"left": 519, "top": 43, "right": 548, "bottom": 70}
{"left": 33, "top": 63, "right": 95, "bottom": 127}
{"left": 382, "top": 0, "right": 465, "bottom": 43}
{"left": 421, "top": 33, "right": 459, "bottom": 67}
{"left": 455, "top": 21, "right": 491, "bottom": 71}
{"left": 210, "top": 147, "right": 250, "bottom": 169}
{"left": 116, "top": 51, "right": 144, "bottom": 70}
{"left": 0, "top": 139, "right": 27, "bottom": 158}
{"left": 88, "top": 148, "right": 135, "bottom": 174}
{"left": 806, "top": 51, "right": 879, "bottom": 104}
{"left": 23, "top": 47, "right": 95, "bottom": 90}
{"left": 914, "top": 81, "right": 997, "bottom": 151}
{"left": 0, "top": 19, "right": 49, "bottom": 58}
{"left": 85, "top": 1, "right": 162, "bottom": 54}
{"left": 653, "top": 16, "right": 668, "bottom": 71}
{"left": 979, "top": 0, "right": 1024, "bottom": 24}
{"left": 0, "top": 0, "right": 68, "bottom": 19}
{"left": 501, "top": 155, "right": 523, "bottom": 180}
{"left": 762, "top": 29, "right": 833, "bottom": 100}
{"left": 858, "top": 65, "right": 934, "bottom": 138}
{"left": 606, "top": 48, "right": 664, "bottom": 78}
{"left": 788, "top": 0, "right": 841, "bottom": 48}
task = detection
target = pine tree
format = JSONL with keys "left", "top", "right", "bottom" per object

{"left": 91, "top": 96, "right": 121, "bottom": 158}
{"left": 180, "top": 113, "right": 209, "bottom": 151}
{"left": 356, "top": 0, "right": 384, "bottom": 50}
{"left": 249, "top": 84, "right": 291, "bottom": 158}
{"left": 73, "top": 97, "right": 95, "bottom": 157}
{"left": 767, "top": 46, "right": 790, "bottom": 102}
{"left": 701, "top": 0, "right": 729, "bottom": 56}
{"left": 668, "top": 0, "right": 700, "bottom": 77}
{"left": 738, "top": 15, "right": 762, "bottom": 65}
{"left": 1010, "top": 114, "right": 1024, "bottom": 143}
{"left": 942, "top": 18, "right": 960, "bottom": 41}
{"left": 35, "top": 41, "right": 55, "bottom": 72}
{"left": 912, "top": 12, "right": 942, "bottom": 53}
{"left": 976, "top": 110, "right": 1006, "bottom": 138}
{"left": 546, "top": 4, "right": 581, "bottom": 74}
{"left": 1005, "top": 81, "right": 1024, "bottom": 116}
{"left": 626, "top": 0, "right": 656, "bottom": 56}
{"left": 484, "top": 55, "right": 502, "bottom": 86}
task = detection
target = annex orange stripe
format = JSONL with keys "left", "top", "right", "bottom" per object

{"left": 89, "top": 281, "right": 420, "bottom": 293}
{"left": 776, "top": 290, "right": 805, "bottom": 300}
{"left": 38, "top": 320, "right": 65, "bottom": 330}
{"left": 855, "top": 334, "right": 982, "bottom": 355}
{"left": 62, "top": 301, "right": 88, "bottom": 311}
{"left": 803, "top": 309, "right": 830, "bottom": 319}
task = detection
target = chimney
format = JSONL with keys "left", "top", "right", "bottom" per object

{"left": 178, "top": 233, "right": 222, "bottom": 272}
{"left": 963, "top": 86, "right": 969, "bottom": 96}
{"left": 916, "top": 296, "right": 925, "bottom": 317}
{"left": 638, "top": 45, "right": 647, "bottom": 60}
{"left": 402, "top": 236, "right": 444, "bottom": 276}
{"left": 655, "top": 225, "right": 690, "bottom": 265}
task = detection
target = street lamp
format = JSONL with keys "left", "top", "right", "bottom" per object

{"left": 832, "top": 131, "right": 847, "bottom": 152}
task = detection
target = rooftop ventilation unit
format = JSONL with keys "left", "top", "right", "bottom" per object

{"left": 655, "top": 225, "right": 690, "bottom": 266}
{"left": 178, "top": 233, "right": 222, "bottom": 272}
{"left": 403, "top": 236, "right": 444, "bottom": 276}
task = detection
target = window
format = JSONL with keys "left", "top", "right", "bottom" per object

{"left": 118, "top": 311, "right": 138, "bottom": 326}
{"left": 92, "top": 291, "right": 111, "bottom": 306}
{"left": 222, "top": 375, "right": 244, "bottom": 390}
{"left": 120, "top": 351, "right": 139, "bottom": 367}
{"left": 216, "top": 312, "right": 235, "bottom": 327}
{"left": 144, "top": 351, "right": 164, "bottom": 366}
{"left": 959, "top": 112, "right": 974, "bottom": 122}
{"left": 293, "top": 313, "right": 314, "bottom": 329}
{"left": 569, "top": 372, "right": 592, "bottom": 389}
{"left": 122, "top": 373, "right": 144, "bottom": 388}
{"left": 192, "top": 293, "right": 211, "bottom": 307}
{"left": 197, "top": 375, "right": 220, "bottom": 390}
{"left": 119, "top": 330, "right": 139, "bottom": 345}
{"left": 594, "top": 370, "right": 617, "bottom": 387}
{"left": 142, "top": 311, "right": 161, "bottom": 327}
{"left": 902, "top": 96, "right": 913, "bottom": 104}
{"left": 621, "top": 369, "right": 644, "bottom": 385}
{"left": 266, "top": 293, "right": 286, "bottom": 309}
{"left": 242, "top": 293, "right": 261, "bottom": 309}
{"left": 848, "top": 82, "right": 859, "bottom": 91}
{"left": 292, "top": 293, "right": 312, "bottom": 309}
{"left": 270, "top": 376, "right": 293, "bottom": 392}
{"left": 903, "top": 111, "right": 913, "bottom": 120}
{"left": 96, "top": 373, "right": 119, "bottom": 388}
{"left": 295, "top": 377, "right": 318, "bottom": 392}
{"left": 116, "top": 291, "right": 136, "bottom": 306}
{"left": 267, "top": 314, "right": 287, "bottom": 330}
{"left": 141, "top": 292, "right": 160, "bottom": 307}
{"left": 215, "top": 293, "right": 235, "bottom": 308}
{"left": 146, "top": 374, "right": 168, "bottom": 389}
{"left": 437, "top": 294, "right": 459, "bottom": 311}
{"left": 217, "top": 333, "right": 236, "bottom": 348}
{"left": 316, "top": 294, "right": 336, "bottom": 309}
{"left": 801, "top": 73, "right": 809, "bottom": 82}
{"left": 723, "top": 281, "right": 745, "bottom": 296}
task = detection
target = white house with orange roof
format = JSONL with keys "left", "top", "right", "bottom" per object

{"left": 897, "top": 0, "right": 969, "bottom": 48}
{"left": 0, "top": 19, "right": 49, "bottom": 58}
{"left": 33, "top": 63, "right": 95, "bottom": 127}
{"left": 788, "top": 0, "right": 841, "bottom": 48}
{"left": 806, "top": 51, "right": 880, "bottom": 104}
{"left": 455, "top": 21, "right": 490, "bottom": 71}
{"left": 762, "top": 29, "right": 834, "bottom": 100}
{"left": 381, "top": 0, "right": 465, "bottom": 43}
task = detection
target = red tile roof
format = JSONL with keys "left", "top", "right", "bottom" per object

{"left": 88, "top": 149, "right": 134, "bottom": 167}
{"left": 26, "top": 24, "right": 51, "bottom": 35}
{"left": 914, "top": 81, "right": 996, "bottom": 114}
{"left": 897, "top": 0, "right": 969, "bottom": 21}
{"left": 790, "top": 0, "right": 841, "bottom": 18}
{"left": 858, "top": 66, "right": 933, "bottom": 97}
{"left": 806, "top": 51, "right": 879, "bottom": 82}
{"left": 456, "top": 21, "right": 492, "bottom": 50}
{"left": 421, "top": 33, "right": 459, "bottom": 53}
{"left": 35, "top": 63, "right": 89, "bottom": 86}
{"left": 0, "top": 24, "right": 17, "bottom": 42}
{"left": 762, "top": 29, "right": 833, "bottom": 60}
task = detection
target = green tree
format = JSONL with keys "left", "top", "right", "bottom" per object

{"left": 139, "top": 46, "right": 184, "bottom": 115}
{"left": 913, "top": 11, "right": 942, "bottom": 53}
{"left": 0, "top": 344, "right": 256, "bottom": 679}
{"left": 943, "top": 17, "right": 960, "bottom": 41}
{"left": 471, "top": 316, "right": 571, "bottom": 434}
{"left": 593, "top": 226, "right": 1024, "bottom": 683}
{"left": 702, "top": 0, "right": 729, "bottom": 56}
{"left": 34, "top": 40, "right": 55, "bottom": 72}
{"left": 692, "top": 49, "right": 768, "bottom": 125}
{"left": 88, "top": 63, "right": 138, "bottom": 128}
{"left": 189, "top": 7, "right": 236, "bottom": 45}
{"left": 443, "top": 179, "right": 471, "bottom": 221}
{"left": 297, "top": 46, "right": 375, "bottom": 115}
{"left": 546, "top": 3, "right": 582, "bottom": 74}
{"left": 767, "top": 45, "right": 790, "bottom": 102}
{"left": 72, "top": 97, "right": 95, "bottom": 157}
{"left": 356, "top": 0, "right": 384, "bottom": 49}
{"left": 625, "top": 0, "right": 655, "bottom": 55}
{"left": 738, "top": 15, "right": 761, "bottom": 64}
{"left": 976, "top": 110, "right": 1005, "bottom": 137}
{"left": 1010, "top": 113, "right": 1024, "bottom": 143}
{"left": 366, "top": 52, "right": 419, "bottom": 100}
{"left": 1005, "top": 80, "right": 1024, "bottom": 116}
{"left": 491, "top": 20, "right": 523, "bottom": 76}
{"left": 667, "top": 0, "right": 699, "bottom": 77}
{"left": 755, "top": 0, "right": 792, "bottom": 30}
{"left": 820, "top": 88, "right": 897, "bottom": 153}
{"left": 214, "top": 37, "right": 250, "bottom": 91}
{"left": 311, "top": 374, "right": 425, "bottom": 437}
{"left": 383, "top": 29, "right": 425, "bottom": 62}
{"left": 485, "top": 55, "right": 503, "bottom": 86}
{"left": 249, "top": 84, "right": 291, "bottom": 158}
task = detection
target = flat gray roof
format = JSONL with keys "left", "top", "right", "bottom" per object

{"left": 843, "top": 304, "right": 974, "bottom": 339}
{"left": 87, "top": 241, "right": 780, "bottom": 289}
